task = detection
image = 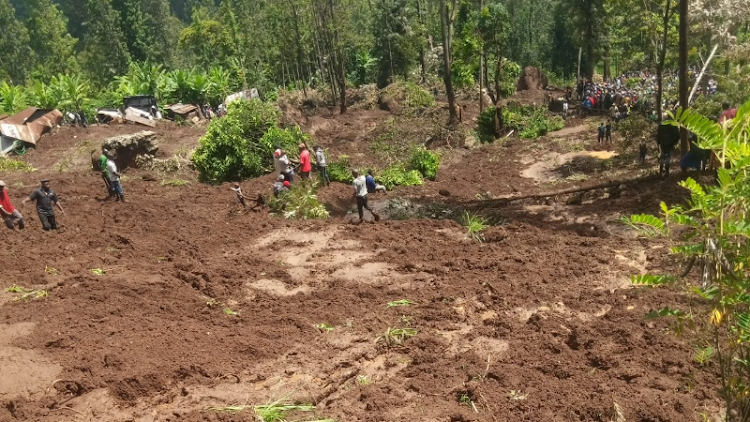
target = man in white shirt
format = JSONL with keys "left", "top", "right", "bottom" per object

{"left": 106, "top": 153, "right": 125, "bottom": 202}
{"left": 278, "top": 150, "right": 294, "bottom": 183}
{"left": 352, "top": 169, "right": 379, "bottom": 224}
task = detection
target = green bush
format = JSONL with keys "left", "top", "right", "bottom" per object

{"left": 191, "top": 99, "right": 279, "bottom": 183}
{"left": 691, "top": 93, "right": 728, "bottom": 121}
{"left": 375, "top": 165, "right": 423, "bottom": 190}
{"left": 477, "top": 106, "right": 498, "bottom": 143}
{"left": 478, "top": 104, "right": 563, "bottom": 141}
{"left": 268, "top": 184, "right": 329, "bottom": 220}
{"left": 403, "top": 82, "right": 434, "bottom": 109}
{"left": 407, "top": 145, "right": 440, "bottom": 180}
{"left": 259, "top": 126, "right": 309, "bottom": 161}
{"left": 327, "top": 155, "right": 354, "bottom": 183}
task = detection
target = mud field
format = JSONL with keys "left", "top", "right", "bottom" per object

{"left": 0, "top": 105, "right": 723, "bottom": 422}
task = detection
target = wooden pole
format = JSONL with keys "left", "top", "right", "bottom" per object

{"left": 577, "top": 47, "right": 583, "bottom": 82}
{"left": 678, "top": 0, "right": 689, "bottom": 153}
{"left": 688, "top": 44, "right": 719, "bottom": 103}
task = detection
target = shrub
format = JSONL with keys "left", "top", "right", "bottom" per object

{"left": 625, "top": 102, "right": 750, "bottom": 419}
{"left": 477, "top": 106, "right": 498, "bottom": 144}
{"left": 268, "top": 184, "right": 329, "bottom": 220}
{"left": 259, "top": 126, "right": 309, "bottom": 161}
{"left": 191, "top": 99, "right": 278, "bottom": 183}
{"left": 327, "top": 155, "right": 354, "bottom": 183}
{"left": 375, "top": 165, "right": 423, "bottom": 190}
{"left": 479, "top": 104, "right": 563, "bottom": 141}
{"left": 407, "top": 145, "right": 440, "bottom": 180}
{"left": 381, "top": 82, "right": 435, "bottom": 111}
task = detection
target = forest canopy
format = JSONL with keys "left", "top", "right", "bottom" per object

{"left": 0, "top": 0, "right": 747, "bottom": 114}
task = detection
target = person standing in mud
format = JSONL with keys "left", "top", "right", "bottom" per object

{"left": 98, "top": 147, "right": 112, "bottom": 197}
{"left": 352, "top": 169, "right": 380, "bottom": 224}
{"left": 597, "top": 123, "right": 606, "bottom": 143}
{"left": 298, "top": 143, "right": 312, "bottom": 181}
{"left": 314, "top": 146, "right": 330, "bottom": 186}
{"left": 279, "top": 150, "right": 294, "bottom": 183}
{"left": 105, "top": 153, "right": 125, "bottom": 202}
{"left": 22, "top": 180, "right": 65, "bottom": 231}
{"left": 0, "top": 181, "right": 25, "bottom": 230}
{"left": 605, "top": 120, "right": 612, "bottom": 143}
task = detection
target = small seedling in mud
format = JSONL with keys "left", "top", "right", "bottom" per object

{"left": 90, "top": 268, "right": 106, "bottom": 276}
{"left": 458, "top": 392, "right": 472, "bottom": 406}
{"left": 461, "top": 211, "right": 488, "bottom": 242}
{"left": 223, "top": 308, "right": 239, "bottom": 316}
{"left": 314, "top": 323, "right": 334, "bottom": 332}
{"left": 6, "top": 284, "right": 28, "bottom": 293}
{"left": 161, "top": 179, "right": 192, "bottom": 187}
{"left": 386, "top": 299, "right": 416, "bottom": 308}
{"left": 375, "top": 327, "right": 418, "bottom": 347}
{"left": 399, "top": 315, "right": 412, "bottom": 325}
{"left": 693, "top": 345, "right": 715, "bottom": 366}
{"left": 45, "top": 266, "right": 59, "bottom": 275}
{"left": 508, "top": 390, "right": 529, "bottom": 401}
{"left": 356, "top": 375, "right": 372, "bottom": 385}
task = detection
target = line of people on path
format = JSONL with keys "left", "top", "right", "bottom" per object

{"left": 0, "top": 179, "right": 65, "bottom": 231}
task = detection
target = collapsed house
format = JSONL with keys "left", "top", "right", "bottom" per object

{"left": 0, "top": 108, "right": 63, "bottom": 155}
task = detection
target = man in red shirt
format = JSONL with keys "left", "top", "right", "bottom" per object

{"left": 298, "top": 143, "right": 312, "bottom": 181}
{"left": 719, "top": 102, "right": 737, "bottom": 123}
{"left": 0, "top": 181, "right": 25, "bottom": 230}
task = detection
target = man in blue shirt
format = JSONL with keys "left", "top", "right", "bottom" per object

{"left": 365, "top": 170, "right": 387, "bottom": 194}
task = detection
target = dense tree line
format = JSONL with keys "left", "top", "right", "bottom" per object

{"left": 0, "top": 0, "right": 747, "bottom": 113}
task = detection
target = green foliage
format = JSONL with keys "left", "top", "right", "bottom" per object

{"left": 0, "top": 0, "right": 32, "bottom": 83}
{"left": 79, "top": 0, "right": 131, "bottom": 87}
{"left": 381, "top": 82, "right": 434, "bottom": 111}
{"left": 327, "top": 155, "right": 354, "bottom": 183}
{"left": 259, "top": 126, "right": 308, "bottom": 161}
{"left": 268, "top": 184, "right": 329, "bottom": 220}
{"left": 461, "top": 211, "right": 488, "bottom": 242}
{"left": 191, "top": 99, "right": 278, "bottom": 183}
{"left": 518, "top": 107, "right": 564, "bottom": 139}
{"left": 0, "top": 158, "right": 34, "bottom": 172}
{"left": 0, "top": 82, "right": 27, "bottom": 114}
{"left": 116, "top": 62, "right": 165, "bottom": 98}
{"left": 407, "top": 146, "right": 440, "bottom": 180}
{"left": 632, "top": 102, "right": 750, "bottom": 419}
{"left": 375, "top": 165, "right": 423, "bottom": 190}
{"left": 372, "top": 0, "right": 418, "bottom": 88}
{"left": 50, "top": 74, "right": 90, "bottom": 112}
{"left": 25, "top": 0, "right": 79, "bottom": 80}
{"left": 477, "top": 106, "right": 499, "bottom": 144}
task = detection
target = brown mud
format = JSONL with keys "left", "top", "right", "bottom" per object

{"left": 0, "top": 105, "right": 722, "bottom": 422}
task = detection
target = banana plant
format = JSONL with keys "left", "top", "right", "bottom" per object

{"left": 0, "top": 82, "right": 28, "bottom": 114}
{"left": 50, "top": 74, "right": 90, "bottom": 113}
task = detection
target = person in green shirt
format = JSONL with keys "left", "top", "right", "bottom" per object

{"left": 98, "top": 147, "right": 112, "bottom": 197}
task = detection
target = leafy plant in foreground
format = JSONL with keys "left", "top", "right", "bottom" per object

{"left": 408, "top": 145, "right": 440, "bottom": 180}
{"left": 626, "top": 102, "right": 750, "bottom": 421}
{"left": 387, "top": 299, "right": 416, "bottom": 308}
{"left": 375, "top": 165, "right": 423, "bottom": 190}
{"left": 327, "top": 155, "right": 354, "bottom": 183}
{"left": 461, "top": 212, "right": 488, "bottom": 242}
{"left": 268, "top": 184, "right": 329, "bottom": 220}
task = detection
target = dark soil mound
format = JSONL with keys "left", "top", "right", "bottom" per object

{"left": 517, "top": 66, "right": 549, "bottom": 91}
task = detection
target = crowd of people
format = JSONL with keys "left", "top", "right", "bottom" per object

{"left": 227, "top": 143, "right": 386, "bottom": 223}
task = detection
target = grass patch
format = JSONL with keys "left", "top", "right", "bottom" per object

{"left": 206, "top": 298, "right": 239, "bottom": 316}
{"left": 161, "top": 178, "right": 192, "bottom": 187}
{"left": 207, "top": 398, "right": 324, "bottom": 422}
{"left": 461, "top": 211, "right": 488, "bottom": 242}
{"left": 90, "top": 268, "right": 106, "bottom": 276}
{"left": 386, "top": 299, "right": 416, "bottom": 308}
{"left": 375, "top": 327, "right": 418, "bottom": 347}
{"left": 0, "top": 158, "right": 35, "bottom": 172}
{"left": 357, "top": 374, "right": 372, "bottom": 385}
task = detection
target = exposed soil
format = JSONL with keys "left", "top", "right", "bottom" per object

{"left": 0, "top": 102, "right": 722, "bottom": 422}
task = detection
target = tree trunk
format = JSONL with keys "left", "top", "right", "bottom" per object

{"left": 586, "top": 22, "right": 595, "bottom": 79}
{"left": 494, "top": 56, "right": 502, "bottom": 102}
{"left": 655, "top": 0, "right": 672, "bottom": 123}
{"left": 416, "top": 0, "right": 426, "bottom": 81}
{"left": 440, "top": 0, "right": 458, "bottom": 126}
{"left": 603, "top": 44, "right": 611, "bottom": 81}
{"left": 678, "top": 0, "right": 689, "bottom": 153}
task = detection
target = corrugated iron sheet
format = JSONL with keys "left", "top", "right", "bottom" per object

{"left": 0, "top": 108, "right": 62, "bottom": 145}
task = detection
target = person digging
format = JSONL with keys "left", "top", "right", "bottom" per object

{"left": 22, "top": 179, "right": 65, "bottom": 231}
{"left": 98, "top": 147, "right": 113, "bottom": 197}
{"left": 352, "top": 169, "right": 380, "bottom": 224}
{"left": 0, "top": 181, "right": 25, "bottom": 230}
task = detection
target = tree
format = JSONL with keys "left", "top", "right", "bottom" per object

{"left": 24, "top": 0, "right": 78, "bottom": 80}
{"left": 0, "top": 0, "right": 32, "bottom": 83}
{"left": 440, "top": 0, "right": 458, "bottom": 126}
{"left": 679, "top": 0, "right": 688, "bottom": 153}
{"left": 178, "top": 7, "right": 232, "bottom": 69}
{"left": 477, "top": 1, "right": 510, "bottom": 103}
{"left": 566, "top": 0, "right": 605, "bottom": 79}
{"left": 372, "top": 0, "right": 418, "bottom": 87}
{"left": 79, "top": 0, "right": 131, "bottom": 87}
